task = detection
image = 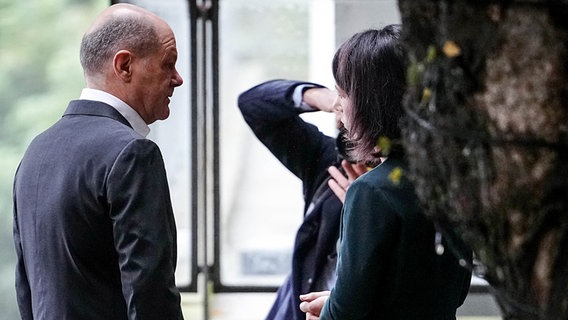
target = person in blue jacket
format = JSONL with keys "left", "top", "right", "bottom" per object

{"left": 238, "top": 79, "right": 367, "bottom": 320}
{"left": 299, "top": 25, "right": 472, "bottom": 320}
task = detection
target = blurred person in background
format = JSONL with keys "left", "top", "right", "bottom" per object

{"left": 238, "top": 79, "right": 367, "bottom": 320}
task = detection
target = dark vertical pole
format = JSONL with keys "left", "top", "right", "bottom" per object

{"left": 195, "top": 0, "right": 218, "bottom": 318}
{"left": 188, "top": 0, "right": 200, "bottom": 294}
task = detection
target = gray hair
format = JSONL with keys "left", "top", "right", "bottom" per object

{"left": 80, "top": 15, "right": 159, "bottom": 76}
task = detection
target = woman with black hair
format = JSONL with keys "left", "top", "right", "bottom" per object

{"left": 299, "top": 25, "right": 472, "bottom": 320}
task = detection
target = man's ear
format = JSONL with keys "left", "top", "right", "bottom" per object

{"left": 113, "top": 50, "right": 133, "bottom": 82}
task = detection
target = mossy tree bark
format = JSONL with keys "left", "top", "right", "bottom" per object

{"left": 398, "top": 1, "right": 568, "bottom": 319}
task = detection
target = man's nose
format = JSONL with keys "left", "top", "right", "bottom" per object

{"left": 173, "top": 72, "right": 183, "bottom": 87}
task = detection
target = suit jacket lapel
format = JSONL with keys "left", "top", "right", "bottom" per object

{"left": 63, "top": 100, "right": 132, "bottom": 128}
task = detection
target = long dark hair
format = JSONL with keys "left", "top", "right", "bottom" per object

{"left": 332, "top": 25, "right": 407, "bottom": 162}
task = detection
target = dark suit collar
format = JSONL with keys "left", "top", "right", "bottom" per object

{"left": 63, "top": 100, "right": 132, "bottom": 128}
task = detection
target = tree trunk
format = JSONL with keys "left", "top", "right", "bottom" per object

{"left": 398, "top": 1, "right": 568, "bottom": 319}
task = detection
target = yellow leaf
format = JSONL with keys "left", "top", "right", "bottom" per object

{"left": 389, "top": 167, "right": 403, "bottom": 185}
{"left": 376, "top": 136, "right": 391, "bottom": 155}
{"left": 421, "top": 87, "right": 432, "bottom": 105}
{"left": 443, "top": 40, "right": 461, "bottom": 58}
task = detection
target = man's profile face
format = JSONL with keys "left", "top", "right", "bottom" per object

{"left": 132, "top": 23, "right": 183, "bottom": 124}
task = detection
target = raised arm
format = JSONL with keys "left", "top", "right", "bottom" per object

{"left": 237, "top": 79, "right": 338, "bottom": 182}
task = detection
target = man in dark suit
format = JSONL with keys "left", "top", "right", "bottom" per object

{"left": 12, "top": 4, "right": 184, "bottom": 319}
{"left": 238, "top": 79, "right": 366, "bottom": 320}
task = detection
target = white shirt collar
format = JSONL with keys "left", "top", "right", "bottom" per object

{"left": 79, "top": 88, "right": 150, "bottom": 137}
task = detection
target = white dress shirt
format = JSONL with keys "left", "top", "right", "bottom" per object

{"left": 79, "top": 88, "right": 150, "bottom": 137}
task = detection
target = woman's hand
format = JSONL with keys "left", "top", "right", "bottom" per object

{"left": 299, "top": 291, "right": 330, "bottom": 320}
{"left": 328, "top": 160, "right": 368, "bottom": 203}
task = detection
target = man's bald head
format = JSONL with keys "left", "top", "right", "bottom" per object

{"left": 79, "top": 4, "right": 167, "bottom": 79}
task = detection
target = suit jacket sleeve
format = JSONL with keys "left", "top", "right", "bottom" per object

{"left": 13, "top": 171, "right": 34, "bottom": 320}
{"left": 237, "top": 79, "right": 337, "bottom": 196}
{"left": 107, "top": 139, "right": 183, "bottom": 320}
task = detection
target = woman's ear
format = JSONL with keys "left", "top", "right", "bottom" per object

{"left": 113, "top": 50, "right": 133, "bottom": 82}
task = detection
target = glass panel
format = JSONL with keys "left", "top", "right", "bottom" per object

{"left": 218, "top": 0, "right": 401, "bottom": 288}
{"left": 219, "top": 0, "right": 314, "bottom": 288}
